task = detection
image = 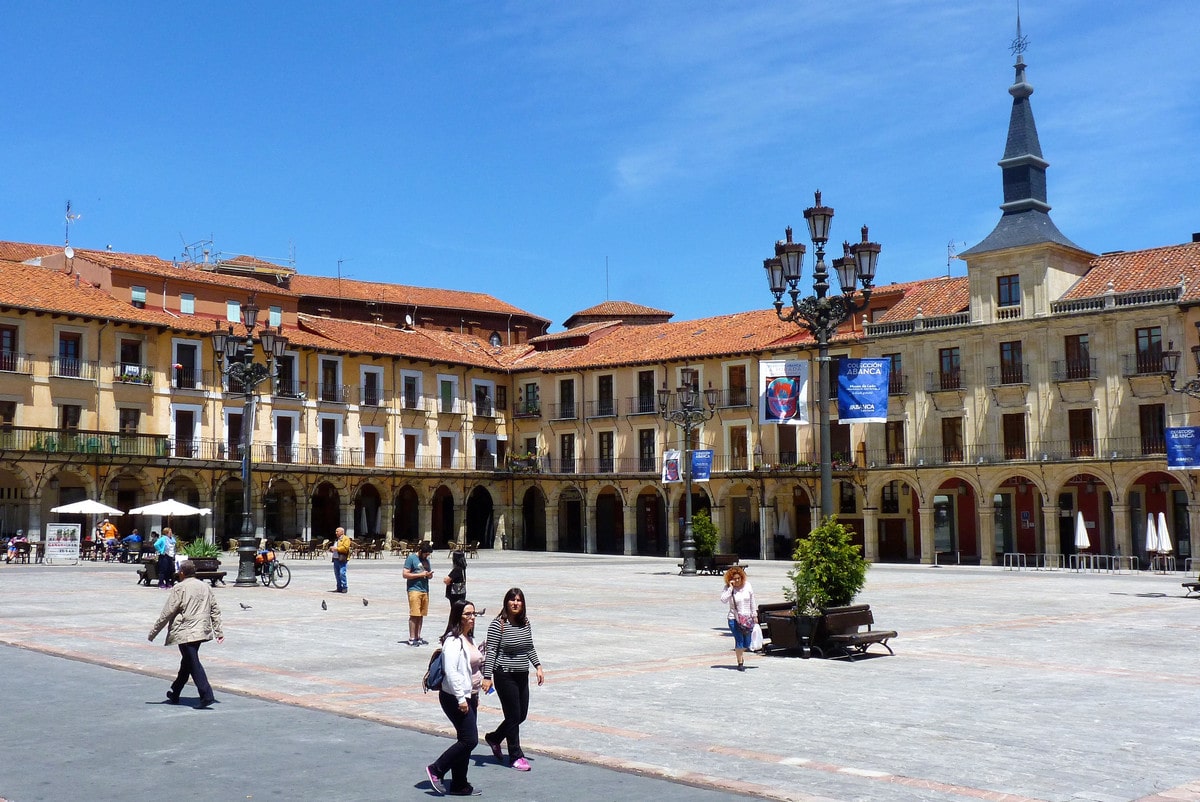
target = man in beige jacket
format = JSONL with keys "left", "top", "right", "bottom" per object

{"left": 148, "top": 560, "right": 224, "bottom": 709}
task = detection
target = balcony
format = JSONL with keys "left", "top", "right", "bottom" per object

{"left": 626, "top": 396, "right": 657, "bottom": 416}
{"left": 473, "top": 398, "right": 496, "bottom": 418}
{"left": 358, "top": 386, "right": 388, "bottom": 408}
{"left": 171, "top": 367, "right": 212, "bottom": 391}
{"left": 0, "top": 351, "right": 32, "bottom": 375}
{"left": 986, "top": 364, "right": 1028, "bottom": 387}
{"left": 399, "top": 393, "right": 424, "bottom": 412}
{"left": 1, "top": 426, "right": 168, "bottom": 456}
{"left": 887, "top": 374, "right": 908, "bottom": 395}
{"left": 317, "top": 383, "right": 350, "bottom": 404}
{"left": 512, "top": 400, "right": 541, "bottom": 418}
{"left": 1121, "top": 352, "right": 1168, "bottom": 377}
{"left": 1051, "top": 358, "right": 1097, "bottom": 382}
{"left": 51, "top": 357, "right": 99, "bottom": 380}
{"left": 716, "top": 388, "right": 750, "bottom": 408}
{"left": 113, "top": 363, "right": 152, "bottom": 386}
{"left": 586, "top": 399, "right": 617, "bottom": 419}
{"left": 275, "top": 379, "right": 306, "bottom": 401}
{"left": 926, "top": 370, "right": 964, "bottom": 392}
{"left": 549, "top": 402, "right": 579, "bottom": 421}
{"left": 437, "top": 397, "right": 465, "bottom": 415}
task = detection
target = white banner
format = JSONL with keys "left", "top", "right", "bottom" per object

{"left": 662, "top": 449, "right": 681, "bottom": 483}
{"left": 759, "top": 359, "right": 810, "bottom": 425}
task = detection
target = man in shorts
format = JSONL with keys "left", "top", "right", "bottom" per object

{"left": 402, "top": 542, "right": 434, "bottom": 646}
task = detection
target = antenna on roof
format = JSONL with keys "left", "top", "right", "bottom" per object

{"left": 605, "top": 256, "right": 610, "bottom": 301}
{"left": 947, "top": 240, "right": 967, "bottom": 276}
{"left": 64, "top": 200, "right": 81, "bottom": 246}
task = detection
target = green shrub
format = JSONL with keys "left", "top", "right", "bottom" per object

{"left": 784, "top": 516, "right": 867, "bottom": 613}
{"left": 179, "top": 539, "right": 221, "bottom": 559}
{"left": 691, "top": 509, "right": 719, "bottom": 558}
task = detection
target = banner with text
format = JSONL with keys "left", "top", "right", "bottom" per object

{"left": 691, "top": 449, "right": 713, "bottom": 482}
{"left": 837, "top": 358, "right": 891, "bottom": 423}
{"left": 759, "top": 359, "right": 810, "bottom": 424}
{"left": 1166, "top": 426, "right": 1200, "bottom": 469}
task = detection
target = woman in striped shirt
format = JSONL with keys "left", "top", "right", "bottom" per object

{"left": 481, "top": 587, "right": 544, "bottom": 772}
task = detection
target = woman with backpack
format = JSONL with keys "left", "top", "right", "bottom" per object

{"left": 444, "top": 550, "right": 468, "bottom": 608}
{"left": 426, "top": 599, "right": 484, "bottom": 797}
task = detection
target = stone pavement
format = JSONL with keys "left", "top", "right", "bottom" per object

{"left": 2, "top": 550, "right": 1199, "bottom": 802}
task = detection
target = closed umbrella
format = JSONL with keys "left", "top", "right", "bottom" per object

{"left": 1145, "top": 513, "right": 1159, "bottom": 554}
{"left": 1157, "top": 511, "right": 1173, "bottom": 555}
{"left": 1073, "top": 511, "right": 1090, "bottom": 551}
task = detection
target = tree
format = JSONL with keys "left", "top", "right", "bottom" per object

{"left": 691, "top": 509, "right": 718, "bottom": 559}
{"left": 784, "top": 516, "right": 867, "bottom": 613}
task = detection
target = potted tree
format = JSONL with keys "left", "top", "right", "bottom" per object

{"left": 179, "top": 538, "right": 222, "bottom": 573}
{"left": 691, "top": 509, "right": 719, "bottom": 574}
{"left": 782, "top": 516, "right": 868, "bottom": 657}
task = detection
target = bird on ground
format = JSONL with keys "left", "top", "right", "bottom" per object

{"left": 362, "top": 598, "right": 369, "bottom": 607}
{"left": 321, "top": 599, "right": 327, "bottom": 610}
{"left": 239, "top": 603, "right": 252, "bottom": 610}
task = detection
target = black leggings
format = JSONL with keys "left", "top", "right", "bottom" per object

{"left": 433, "top": 691, "right": 478, "bottom": 791}
{"left": 486, "top": 670, "right": 529, "bottom": 760}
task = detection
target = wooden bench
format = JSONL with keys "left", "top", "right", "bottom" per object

{"left": 138, "top": 563, "right": 225, "bottom": 587}
{"left": 1182, "top": 581, "right": 1200, "bottom": 598}
{"left": 693, "top": 553, "right": 740, "bottom": 575}
{"left": 756, "top": 602, "right": 794, "bottom": 649}
{"left": 821, "top": 605, "right": 897, "bottom": 661}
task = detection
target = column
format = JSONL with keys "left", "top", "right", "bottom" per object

{"left": 1189, "top": 503, "right": 1200, "bottom": 568}
{"left": 977, "top": 501, "right": 996, "bottom": 566}
{"left": 545, "top": 498, "right": 560, "bottom": 552}
{"left": 584, "top": 499, "right": 597, "bottom": 554}
{"left": 418, "top": 502, "right": 433, "bottom": 545}
{"left": 1041, "top": 505, "right": 1060, "bottom": 557}
{"left": 862, "top": 506, "right": 880, "bottom": 563}
{"left": 622, "top": 503, "right": 637, "bottom": 555}
{"left": 918, "top": 506, "right": 935, "bottom": 564}
{"left": 1111, "top": 503, "right": 1131, "bottom": 562}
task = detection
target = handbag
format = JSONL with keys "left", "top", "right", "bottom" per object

{"left": 736, "top": 613, "right": 756, "bottom": 634}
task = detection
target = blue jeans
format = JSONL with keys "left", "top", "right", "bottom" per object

{"left": 728, "top": 618, "right": 753, "bottom": 650}
{"left": 332, "top": 559, "right": 347, "bottom": 592}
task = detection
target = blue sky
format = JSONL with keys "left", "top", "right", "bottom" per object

{"left": 4, "top": 2, "right": 1197, "bottom": 331}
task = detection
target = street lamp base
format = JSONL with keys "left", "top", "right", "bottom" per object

{"left": 234, "top": 534, "right": 258, "bottom": 587}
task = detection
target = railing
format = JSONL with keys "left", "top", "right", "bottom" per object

{"left": 112, "top": 363, "right": 153, "bottom": 385}
{"left": 549, "top": 402, "right": 579, "bottom": 421}
{"left": 437, "top": 397, "right": 465, "bottom": 415}
{"left": 1, "top": 426, "right": 169, "bottom": 456}
{"left": 926, "top": 370, "right": 964, "bottom": 391}
{"left": 275, "top": 379, "right": 306, "bottom": 400}
{"left": 865, "top": 310, "right": 971, "bottom": 337}
{"left": 0, "top": 351, "right": 33, "bottom": 375}
{"left": 1120, "top": 352, "right": 1167, "bottom": 377}
{"left": 996, "top": 304, "right": 1023, "bottom": 320}
{"left": 887, "top": 374, "right": 908, "bottom": 395}
{"left": 715, "top": 388, "right": 750, "bottom": 408}
{"left": 1051, "top": 358, "right": 1097, "bottom": 382}
{"left": 1051, "top": 285, "right": 1180, "bottom": 314}
{"left": 50, "top": 357, "right": 99, "bottom": 380}
{"left": 473, "top": 399, "right": 496, "bottom": 418}
{"left": 626, "top": 396, "right": 658, "bottom": 416}
{"left": 399, "top": 393, "right": 424, "bottom": 412}
{"left": 986, "top": 364, "right": 1028, "bottom": 386}
{"left": 512, "top": 401, "right": 541, "bottom": 418}
{"left": 317, "top": 383, "right": 350, "bottom": 403}
{"left": 586, "top": 399, "right": 618, "bottom": 418}
{"left": 171, "top": 367, "right": 212, "bottom": 391}
{"left": 357, "top": 386, "right": 388, "bottom": 407}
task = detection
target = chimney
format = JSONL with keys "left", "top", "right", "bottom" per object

{"left": 1192, "top": 232, "right": 1200, "bottom": 243}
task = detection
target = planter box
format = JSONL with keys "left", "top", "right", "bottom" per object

{"left": 191, "top": 558, "right": 221, "bottom": 572}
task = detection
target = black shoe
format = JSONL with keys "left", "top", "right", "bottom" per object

{"left": 165, "top": 690, "right": 179, "bottom": 704}
{"left": 197, "top": 698, "right": 215, "bottom": 710}
{"left": 446, "top": 784, "right": 481, "bottom": 796}
{"left": 737, "top": 664, "right": 745, "bottom": 672}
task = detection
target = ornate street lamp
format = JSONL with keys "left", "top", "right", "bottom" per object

{"left": 1162, "top": 323, "right": 1200, "bottom": 399}
{"left": 764, "top": 190, "right": 881, "bottom": 518}
{"left": 659, "top": 375, "right": 719, "bottom": 575}
{"left": 211, "top": 295, "right": 287, "bottom": 587}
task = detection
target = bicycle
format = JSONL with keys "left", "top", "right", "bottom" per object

{"left": 254, "top": 548, "right": 291, "bottom": 588}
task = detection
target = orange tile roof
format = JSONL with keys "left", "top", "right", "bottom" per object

{"left": 290, "top": 274, "right": 548, "bottom": 322}
{"left": 529, "top": 321, "right": 623, "bottom": 344}
{"left": 568, "top": 300, "right": 672, "bottom": 318}
{"left": 1064, "top": 242, "right": 1200, "bottom": 301}
{"left": 0, "top": 242, "right": 61, "bottom": 262}
{"left": 76, "top": 248, "right": 294, "bottom": 296}
{"left": 871, "top": 276, "right": 970, "bottom": 322}
{"left": 295, "top": 314, "right": 508, "bottom": 370}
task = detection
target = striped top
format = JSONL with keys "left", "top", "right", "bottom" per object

{"left": 482, "top": 616, "right": 540, "bottom": 677}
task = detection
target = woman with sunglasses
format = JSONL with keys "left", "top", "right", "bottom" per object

{"left": 426, "top": 600, "right": 484, "bottom": 796}
{"left": 481, "top": 587, "right": 544, "bottom": 772}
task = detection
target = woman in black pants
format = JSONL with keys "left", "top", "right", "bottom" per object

{"left": 481, "top": 587, "right": 544, "bottom": 772}
{"left": 426, "top": 600, "right": 484, "bottom": 796}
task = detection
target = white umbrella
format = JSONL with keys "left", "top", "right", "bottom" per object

{"left": 1157, "top": 511, "right": 1173, "bottom": 554}
{"left": 128, "top": 499, "right": 211, "bottom": 517}
{"left": 776, "top": 509, "right": 791, "bottom": 539}
{"left": 1073, "top": 511, "right": 1090, "bottom": 551}
{"left": 50, "top": 500, "right": 124, "bottom": 516}
{"left": 1145, "top": 513, "right": 1159, "bottom": 554}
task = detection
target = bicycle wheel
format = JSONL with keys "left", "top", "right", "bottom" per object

{"left": 259, "top": 564, "right": 270, "bottom": 587}
{"left": 270, "top": 562, "right": 291, "bottom": 588}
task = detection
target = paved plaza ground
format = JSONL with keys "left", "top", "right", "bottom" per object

{"left": 2, "top": 549, "right": 1199, "bottom": 802}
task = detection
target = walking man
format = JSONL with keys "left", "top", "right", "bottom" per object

{"left": 403, "top": 542, "right": 434, "bottom": 646}
{"left": 330, "top": 527, "right": 351, "bottom": 593}
{"left": 148, "top": 560, "right": 224, "bottom": 709}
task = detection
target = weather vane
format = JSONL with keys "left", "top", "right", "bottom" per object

{"left": 1009, "top": 2, "right": 1029, "bottom": 56}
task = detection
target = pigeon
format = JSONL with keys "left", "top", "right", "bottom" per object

{"left": 239, "top": 603, "right": 252, "bottom": 610}
{"left": 321, "top": 599, "right": 327, "bottom": 610}
{"left": 362, "top": 598, "right": 369, "bottom": 607}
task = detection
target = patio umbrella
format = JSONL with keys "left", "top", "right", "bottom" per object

{"left": 1157, "top": 511, "right": 1173, "bottom": 555}
{"left": 50, "top": 500, "right": 124, "bottom": 516}
{"left": 127, "top": 499, "right": 211, "bottom": 517}
{"left": 1145, "top": 513, "right": 1159, "bottom": 554}
{"left": 1073, "top": 511, "right": 1090, "bottom": 551}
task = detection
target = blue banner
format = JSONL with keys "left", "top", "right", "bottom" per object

{"left": 691, "top": 449, "right": 713, "bottom": 482}
{"left": 837, "top": 358, "right": 890, "bottom": 423}
{"left": 1166, "top": 426, "right": 1200, "bottom": 469}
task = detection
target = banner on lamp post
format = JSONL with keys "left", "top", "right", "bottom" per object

{"left": 759, "top": 359, "right": 809, "bottom": 424}
{"left": 662, "top": 449, "right": 681, "bottom": 483}
{"left": 837, "top": 358, "right": 891, "bottom": 423}
{"left": 691, "top": 449, "right": 713, "bottom": 482}
{"left": 1166, "top": 426, "right": 1200, "bottom": 469}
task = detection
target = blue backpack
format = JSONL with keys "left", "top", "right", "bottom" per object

{"left": 422, "top": 648, "right": 444, "bottom": 693}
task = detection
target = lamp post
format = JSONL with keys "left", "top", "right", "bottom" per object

{"left": 764, "top": 190, "right": 881, "bottom": 519}
{"left": 659, "top": 376, "right": 718, "bottom": 575}
{"left": 1162, "top": 323, "right": 1200, "bottom": 399}
{"left": 211, "top": 295, "right": 287, "bottom": 587}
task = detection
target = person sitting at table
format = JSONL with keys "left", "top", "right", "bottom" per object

{"left": 5, "top": 532, "right": 27, "bottom": 563}
{"left": 120, "top": 529, "right": 143, "bottom": 562}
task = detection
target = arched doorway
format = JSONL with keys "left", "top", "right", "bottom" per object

{"left": 521, "top": 487, "right": 546, "bottom": 551}
{"left": 394, "top": 485, "right": 420, "bottom": 543}
{"left": 431, "top": 485, "right": 455, "bottom": 548}
{"left": 595, "top": 488, "right": 624, "bottom": 554}
{"left": 311, "top": 482, "right": 340, "bottom": 542}
{"left": 162, "top": 477, "right": 204, "bottom": 542}
{"left": 636, "top": 488, "right": 666, "bottom": 556}
{"left": 558, "top": 487, "right": 584, "bottom": 553}
{"left": 354, "top": 483, "right": 383, "bottom": 539}
{"left": 466, "top": 486, "right": 494, "bottom": 547}
{"left": 263, "top": 479, "right": 299, "bottom": 543}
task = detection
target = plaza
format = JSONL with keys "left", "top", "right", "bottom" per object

{"left": 2, "top": 551, "right": 1198, "bottom": 801}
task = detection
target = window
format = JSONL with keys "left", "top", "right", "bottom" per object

{"left": 269, "top": 306, "right": 282, "bottom": 327}
{"left": 730, "top": 426, "right": 748, "bottom": 470}
{"left": 777, "top": 425, "right": 797, "bottom": 465}
{"left": 180, "top": 294, "right": 195, "bottom": 315}
{"left": 559, "top": 433, "right": 575, "bottom": 473}
{"left": 226, "top": 411, "right": 244, "bottom": 460}
{"left": 839, "top": 481, "right": 856, "bottom": 515}
{"left": 61, "top": 404, "right": 82, "bottom": 431}
{"left": 440, "top": 434, "right": 455, "bottom": 469}
{"left": 1139, "top": 404, "right": 1166, "bottom": 455}
{"left": 885, "top": 353, "right": 904, "bottom": 394}
{"left": 131, "top": 286, "right": 146, "bottom": 309}
{"left": 363, "top": 431, "right": 379, "bottom": 467}
{"left": 172, "top": 406, "right": 198, "bottom": 458}
{"left": 942, "top": 417, "right": 964, "bottom": 462}
{"left": 320, "top": 358, "right": 343, "bottom": 402}
{"left": 1002, "top": 413, "right": 1026, "bottom": 460}
{"left": 402, "top": 373, "right": 422, "bottom": 409}
{"left": 0, "top": 400, "right": 16, "bottom": 429}
{"left": 596, "top": 375, "right": 615, "bottom": 416}
{"left": 638, "top": 429, "right": 656, "bottom": 472}
{"left": 559, "top": 379, "right": 576, "bottom": 419}
{"left": 1000, "top": 341, "right": 1024, "bottom": 384}
{"left": 361, "top": 369, "right": 383, "bottom": 407}
{"left": 474, "top": 437, "right": 495, "bottom": 470}
{"left": 320, "top": 417, "right": 340, "bottom": 464}
{"left": 496, "top": 385, "right": 507, "bottom": 411}
{"left": 472, "top": 380, "right": 495, "bottom": 417}
{"left": 438, "top": 376, "right": 459, "bottom": 414}
{"left": 524, "top": 437, "right": 537, "bottom": 456}
{"left": 518, "top": 381, "right": 539, "bottom": 415}
{"left": 403, "top": 432, "right": 419, "bottom": 468}
{"left": 938, "top": 347, "right": 961, "bottom": 390}
{"left": 881, "top": 482, "right": 900, "bottom": 514}
{"left": 1068, "top": 408, "right": 1094, "bottom": 458}
{"left": 58, "top": 332, "right": 82, "bottom": 377}
{"left": 118, "top": 338, "right": 143, "bottom": 378}
{"left": 598, "top": 431, "right": 614, "bottom": 472}
{"left": 0, "top": 324, "right": 17, "bottom": 372}
{"left": 885, "top": 421, "right": 905, "bottom": 464}
{"left": 1065, "top": 334, "right": 1091, "bottom": 379}
{"left": 488, "top": 332, "right": 502, "bottom": 347}
{"left": 226, "top": 301, "right": 241, "bottom": 323}
{"left": 636, "top": 370, "right": 655, "bottom": 414}
{"left": 275, "top": 414, "right": 296, "bottom": 463}
{"left": 997, "top": 274, "right": 1020, "bottom": 307}
{"left": 276, "top": 354, "right": 298, "bottom": 397}
{"left": 118, "top": 408, "right": 140, "bottom": 434}
{"left": 728, "top": 365, "right": 747, "bottom": 406}
{"left": 1136, "top": 327, "right": 1162, "bottom": 374}
{"left": 173, "top": 342, "right": 200, "bottom": 389}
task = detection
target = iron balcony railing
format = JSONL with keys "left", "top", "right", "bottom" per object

{"left": 586, "top": 399, "right": 618, "bottom": 418}
{"left": 986, "top": 364, "right": 1029, "bottom": 386}
{"left": 926, "top": 369, "right": 964, "bottom": 392}
{"left": 626, "top": 396, "right": 658, "bottom": 416}
{"left": 512, "top": 400, "right": 541, "bottom": 418}
{"left": 112, "top": 363, "right": 153, "bottom": 385}
{"left": 50, "top": 357, "right": 99, "bottom": 380}
{"left": 1051, "top": 358, "right": 1098, "bottom": 382}
{"left": 715, "top": 388, "right": 751, "bottom": 408}
{"left": 887, "top": 373, "right": 908, "bottom": 395}
{"left": 2, "top": 426, "right": 169, "bottom": 456}
{"left": 549, "top": 402, "right": 579, "bottom": 421}
{"left": 1121, "top": 352, "right": 1167, "bottom": 377}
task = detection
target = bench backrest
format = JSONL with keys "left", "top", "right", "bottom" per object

{"left": 822, "top": 606, "right": 874, "bottom": 635}
{"left": 757, "top": 602, "right": 794, "bottom": 623}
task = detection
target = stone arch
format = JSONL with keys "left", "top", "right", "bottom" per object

{"left": 430, "top": 484, "right": 456, "bottom": 548}
{"left": 310, "top": 481, "right": 341, "bottom": 542}
{"left": 353, "top": 482, "right": 384, "bottom": 539}
{"left": 519, "top": 485, "right": 547, "bottom": 551}
{"left": 593, "top": 483, "right": 624, "bottom": 555}
{"left": 263, "top": 477, "right": 300, "bottom": 543}
{"left": 157, "top": 474, "right": 206, "bottom": 543}
{"left": 635, "top": 484, "right": 667, "bottom": 556}
{"left": 557, "top": 485, "right": 585, "bottom": 553}
{"left": 393, "top": 484, "right": 421, "bottom": 544}
{"left": 465, "top": 484, "right": 495, "bottom": 547}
